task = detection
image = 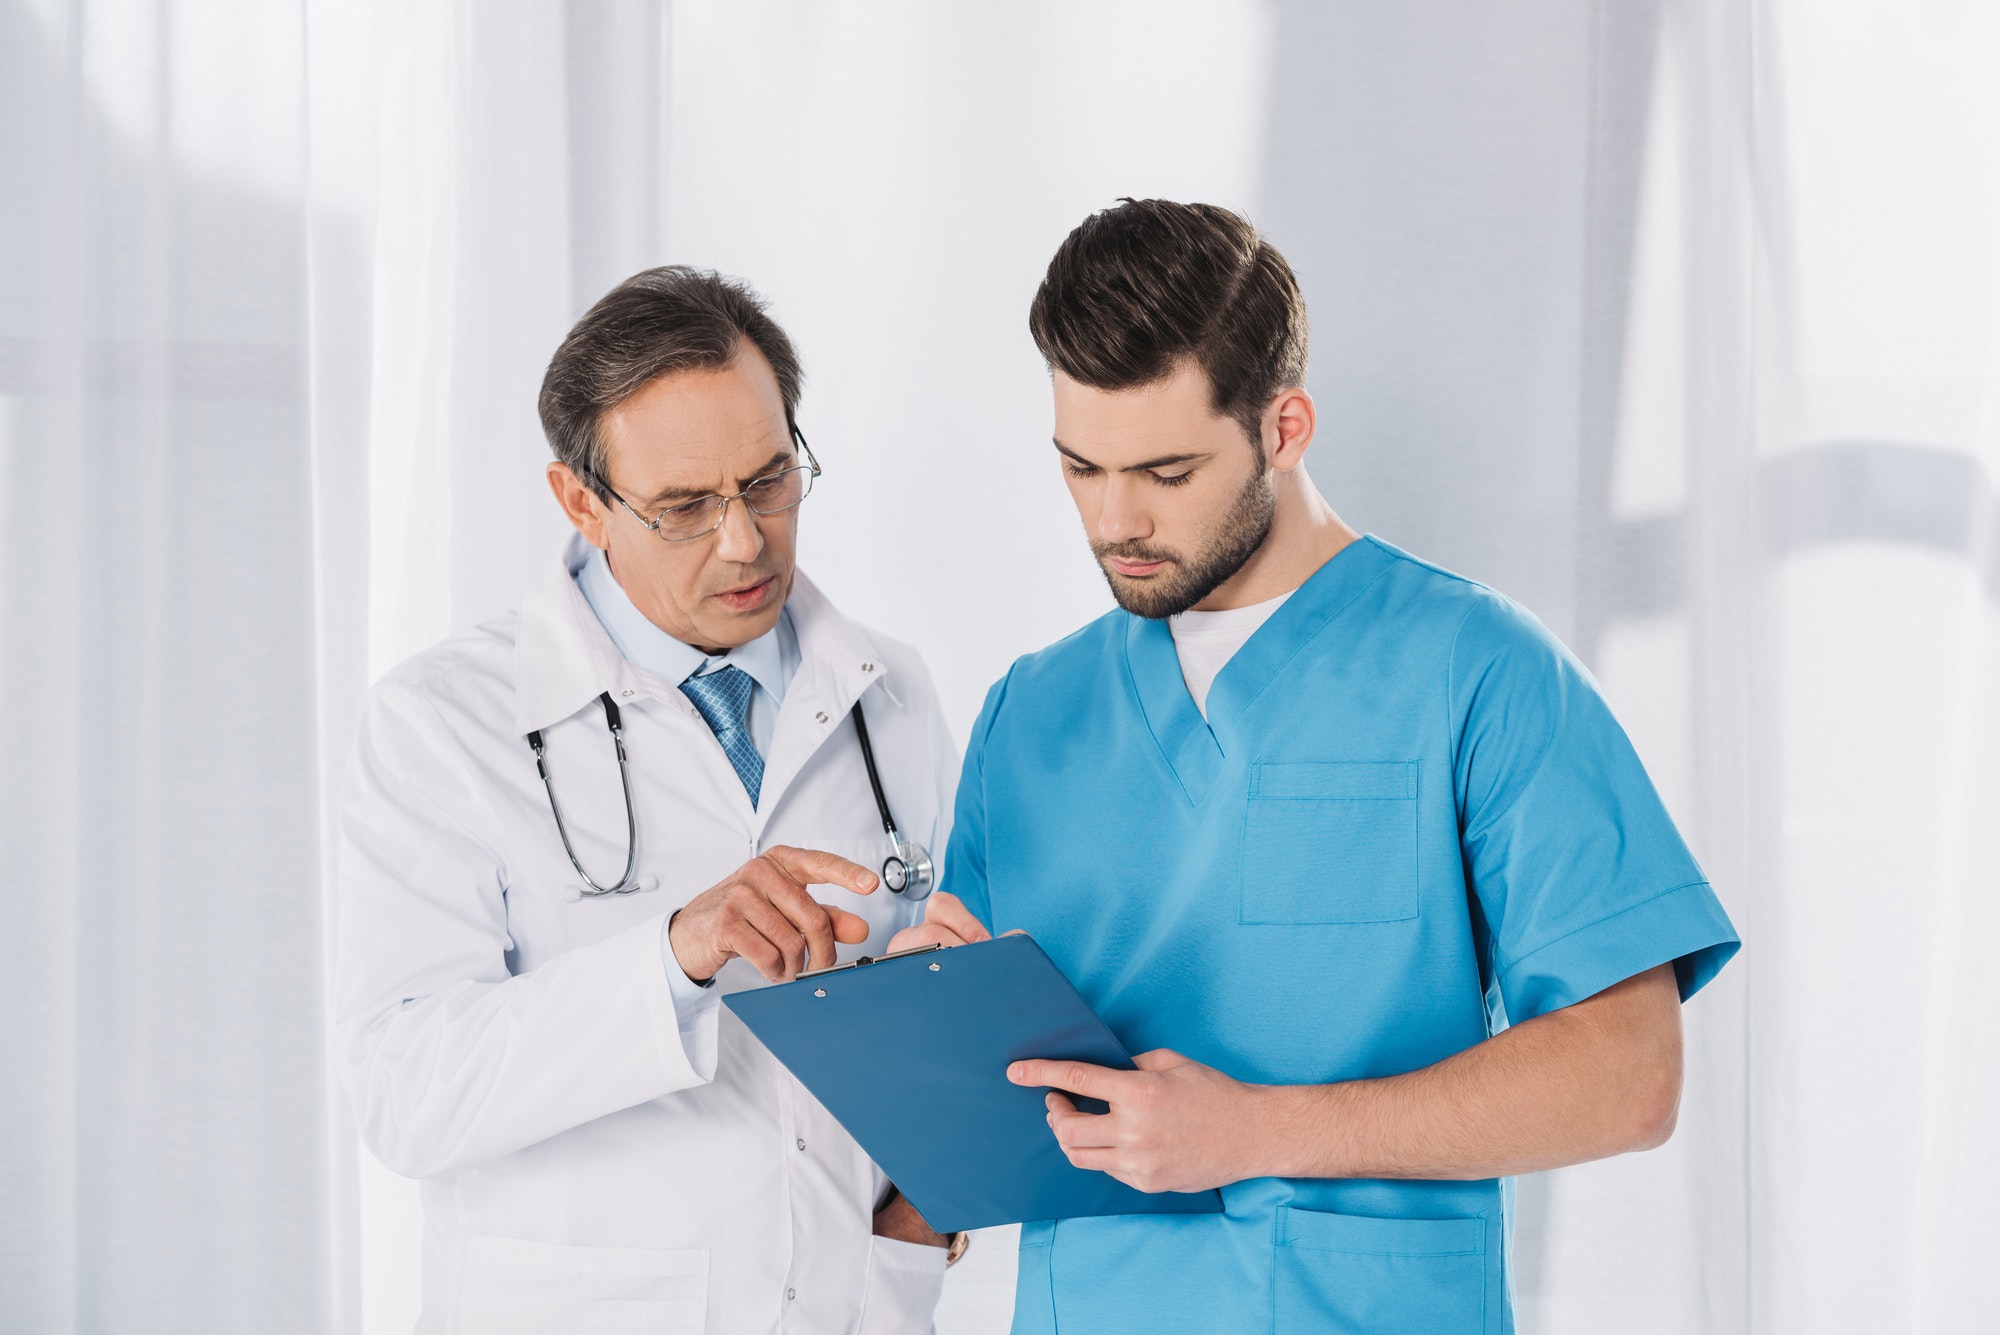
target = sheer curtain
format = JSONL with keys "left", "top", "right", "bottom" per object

{"left": 2, "top": 2, "right": 1994, "bottom": 1333}
{"left": 2, "top": 1, "right": 331, "bottom": 1331}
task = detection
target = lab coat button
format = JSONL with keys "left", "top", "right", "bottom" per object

{"left": 620, "top": 689, "right": 634, "bottom": 698}
{"left": 862, "top": 662, "right": 874, "bottom": 672}
{"left": 815, "top": 711, "right": 828, "bottom": 724}
{"left": 786, "top": 1287, "right": 797, "bottom": 1301}
{"left": 796, "top": 1137, "right": 806, "bottom": 1151}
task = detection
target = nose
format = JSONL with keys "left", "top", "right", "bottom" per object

{"left": 711, "top": 494, "right": 767, "bottom": 564}
{"left": 1094, "top": 476, "right": 1153, "bottom": 546}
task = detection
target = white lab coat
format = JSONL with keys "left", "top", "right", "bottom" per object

{"left": 332, "top": 537, "right": 960, "bottom": 1335}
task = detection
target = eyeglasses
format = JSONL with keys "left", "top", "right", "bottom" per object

{"left": 597, "top": 426, "right": 821, "bottom": 543}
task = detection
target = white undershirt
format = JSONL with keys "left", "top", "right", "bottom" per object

{"left": 1167, "top": 589, "right": 1296, "bottom": 717}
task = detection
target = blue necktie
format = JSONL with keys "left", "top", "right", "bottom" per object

{"left": 680, "top": 665, "right": 764, "bottom": 808}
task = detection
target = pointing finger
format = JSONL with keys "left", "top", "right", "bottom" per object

{"left": 761, "top": 845, "right": 879, "bottom": 895}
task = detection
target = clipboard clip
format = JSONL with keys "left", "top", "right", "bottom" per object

{"left": 799, "top": 942, "right": 944, "bottom": 981}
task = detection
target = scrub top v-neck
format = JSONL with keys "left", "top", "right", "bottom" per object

{"left": 941, "top": 535, "right": 1739, "bottom": 1335}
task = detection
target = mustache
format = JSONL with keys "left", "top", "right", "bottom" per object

{"left": 1090, "top": 539, "right": 1181, "bottom": 566}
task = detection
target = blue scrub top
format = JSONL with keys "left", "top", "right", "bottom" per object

{"left": 942, "top": 536, "right": 1739, "bottom": 1335}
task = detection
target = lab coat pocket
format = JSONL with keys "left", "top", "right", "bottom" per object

{"left": 1273, "top": 1207, "right": 1486, "bottom": 1334}
{"left": 454, "top": 1235, "right": 707, "bottom": 1335}
{"left": 1241, "top": 761, "right": 1420, "bottom": 924}
{"left": 853, "top": 1234, "right": 948, "bottom": 1334}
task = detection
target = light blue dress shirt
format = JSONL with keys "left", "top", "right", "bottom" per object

{"left": 574, "top": 544, "right": 798, "bottom": 753}
{"left": 574, "top": 545, "right": 803, "bottom": 1022}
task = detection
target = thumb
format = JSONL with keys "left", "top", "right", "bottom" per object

{"left": 921, "top": 891, "right": 991, "bottom": 943}
{"left": 1130, "top": 1048, "right": 1188, "bottom": 1073}
{"left": 827, "top": 906, "right": 872, "bottom": 945}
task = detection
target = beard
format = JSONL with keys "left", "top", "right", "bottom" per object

{"left": 1091, "top": 465, "right": 1277, "bottom": 620}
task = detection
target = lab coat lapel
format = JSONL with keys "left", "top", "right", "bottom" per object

{"left": 1201, "top": 536, "right": 1398, "bottom": 747}
{"left": 514, "top": 535, "right": 655, "bottom": 736}
{"left": 511, "top": 546, "right": 893, "bottom": 828}
{"left": 754, "top": 572, "right": 893, "bottom": 827}
{"left": 1124, "top": 613, "right": 1224, "bottom": 807}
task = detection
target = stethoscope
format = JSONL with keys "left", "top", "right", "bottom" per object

{"left": 526, "top": 691, "right": 935, "bottom": 902}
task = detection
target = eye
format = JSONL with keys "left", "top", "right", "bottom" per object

{"left": 1062, "top": 461, "right": 1099, "bottom": 479}
{"left": 1151, "top": 470, "right": 1195, "bottom": 487}
{"left": 659, "top": 495, "right": 716, "bottom": 520}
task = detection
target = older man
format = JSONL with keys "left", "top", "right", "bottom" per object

{"left": 333, "top": 267, "right": 983, "bottom": 1334}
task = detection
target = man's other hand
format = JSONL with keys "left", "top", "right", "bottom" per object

{"left": 872, "top": 1190, "right": 949, "bottom": 1248}
{"left": 885, "top": 891, "right": 991, "bottom": 954}
{"left": 1008, "top": 1049, "right": 1261, "bottom": 1195}
{"left": 668, "top": 846, "right": 877, "bottom": 983}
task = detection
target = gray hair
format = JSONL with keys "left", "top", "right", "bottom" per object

{"left": 538, "top": 265, "right": 804, "bottom": 499}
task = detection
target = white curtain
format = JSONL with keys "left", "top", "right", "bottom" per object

{"left": 3, "top": 2, "right": 1995, "bottom": 1333}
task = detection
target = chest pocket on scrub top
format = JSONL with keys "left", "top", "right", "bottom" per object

{"left": 1241, "top": 761, "right": 1420, "bottom": 925}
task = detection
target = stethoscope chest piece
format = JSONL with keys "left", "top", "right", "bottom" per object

{"left": 881, "top": 837, "right": 935, "bottom": 901}
{"left": 847, "top": 697, "right": 934, "bottom": 901}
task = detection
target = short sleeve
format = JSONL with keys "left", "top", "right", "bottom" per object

{"left": 938, "top": 672, "right": 1012, "bottom": 933}
{"left": 1451, "top": 594, "right": 1739, "bottom": 1023}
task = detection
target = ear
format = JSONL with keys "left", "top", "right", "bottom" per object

{"left": 547, "top": 462, "right": 613, "bottom": 549}
{"left": 1263, "top": 386, "right": 1317, "bottom": 473}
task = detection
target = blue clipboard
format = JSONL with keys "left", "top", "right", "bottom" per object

{"left": 722, "top": 933, "right": 1224, "bottom": 1233}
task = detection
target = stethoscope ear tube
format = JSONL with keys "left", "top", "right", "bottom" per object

{"left": 846, "top": 698, "right": 933, "bottom": 899}
{"left": 529, "top": 692, "right": 647, "bottom": 897}
{"left": 529, "top": 689, "right": 928, "bottom": 901}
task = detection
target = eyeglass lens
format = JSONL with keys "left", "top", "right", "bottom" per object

{"left": 654, "top": 465, "right": 814, "bottom": 540}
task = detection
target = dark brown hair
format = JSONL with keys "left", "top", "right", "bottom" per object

{"left": 1028, "top": 198, "right": 1308, "bottom": 443}
{"left": 539, "top": 265, "right": 803, "bottom": 498}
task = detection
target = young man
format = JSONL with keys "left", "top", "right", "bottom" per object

{"left": 898, "top": 201, "right": 1739, "bottom": 1333}
{"left": 334, "top": 268, "right": 980, "bottom": 1334}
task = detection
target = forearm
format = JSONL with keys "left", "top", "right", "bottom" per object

{"left": 338, "top": 913, "right": 713, "bottom": 1178}
{"left": 1254, "top": 965, "right": 1683, "bottom": 1181}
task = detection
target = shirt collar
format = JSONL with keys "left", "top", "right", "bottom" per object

{"left": 574, "top": 544, "right": 794, "bottom": 703}
{"left": 514, "top": 532, "right": 882, "bottom": 736}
